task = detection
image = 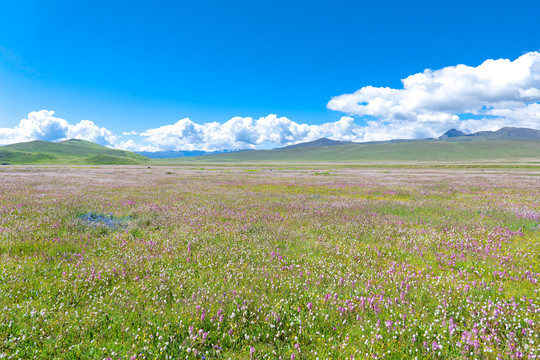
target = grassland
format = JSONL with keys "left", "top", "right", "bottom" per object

{"left": 0, "top": 139, "right": 148, "bottom": 165}
{"left": 1, "top": 139, "right": 540, "bottom": 167}
{"left": 0, "top": 166, "right": 539, "bottom": 359}
{"left": 156, "top": 140, "right": 540, "bottom": 165}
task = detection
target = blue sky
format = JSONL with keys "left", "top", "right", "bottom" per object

{"left": 1, "top": 0, "right": 539, "bottom": 151}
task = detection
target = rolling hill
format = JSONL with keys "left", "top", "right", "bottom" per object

{"left": 275, "top": 127, "right": 540, "bottom": 149}
{"left": 136, "top": 150, "right": 213, "bottom": 158}
{"left": 153, "top": 127, "right": 540, "bottom": 164}
{"left": 157, "top": 139, "right": 540, "bottom": 164}
{"left": 0, "top": 139, "right": 148, "bottom": 165}
{"left": 435, "top": 127, "right": 540, "bottom": 141}
{"left": 135, "top": 148, "right": 247, "bottom": 158}
{"left": 282, "top": 137, "right": 349, "bottom": 149}
{"left": 457, "top": 127, "right": 540, "bottom": 140}
{"left": 2, "top": 126, "right": 540, "bottom": 165}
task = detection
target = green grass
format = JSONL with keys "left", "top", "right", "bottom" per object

{"left": 0, "top": 149, "right": 57, "bottom": 164}
{"left": 2, "top": 138, "right": 539, "bottom": 166}
{"left": 1, "top": 167, "right": 539, "bottom": 359}
{"left": 85, "top": 155, "right": 141, "bottom": 165}
{"left": 156, "top": 139, "right": 540, "bottom": 164}
{"left": 0, "top": 139, "right": 148, "bottom": 165}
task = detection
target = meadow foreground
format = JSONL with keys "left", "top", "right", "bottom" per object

{"left": 0, "top": 166, "right": 539, "bottom": 359}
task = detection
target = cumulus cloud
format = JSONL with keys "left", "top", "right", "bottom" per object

{"left": 2, "top": 111, "right": 370, "bottom": 152}
{"left": 0, "top": 110, "right": 116, "bottom": 146}
{"left": 328, "top": 51, "right": 540, "bottom": 137}
{"left": 67, "top": 120, "right": 116, "bottom": 145}
{"left": 0, "top": 110, "right": 68, "bottom": 145}
{"left": 3, "top": 52, "right": 540, "bottom": 151}
{"left": 115, "top": 139, "right": 151, "bottom": 152}
{"left": 137, "top": 115, "right": 368, "bottom": 151}
{"left": 134, "top": 52, "right": 540, "bottom": 151}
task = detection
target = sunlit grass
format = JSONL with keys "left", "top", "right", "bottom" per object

{"left": 0, "top": 167, "right": 539, "bottom": 359}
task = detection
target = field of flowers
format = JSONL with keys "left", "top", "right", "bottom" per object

{"left": 0, "top": 166, "right": 539, "bottom": 359}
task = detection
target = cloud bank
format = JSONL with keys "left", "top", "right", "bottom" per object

{"left": 132, "top": 115, "right": 361, "bottom": 151}
{"left": 328, "top": 51, "right": 540, "bottom": 138}
{"left": 0, "top": 111, "right": 364, "bottom": 151}
{"left": 1, "top": 52, "right": 539, "bottom": 151}
{"left": 0, "top": 110, "right": 116, "bottom": 146}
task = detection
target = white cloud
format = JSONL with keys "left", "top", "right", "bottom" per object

{"left": 0, "top": 110, "right": 116, "bottom": 146}
{"left": 115, "top": 139, "right": 156, "bottom": 152}
{"left": 67, "top": 120, "right": 116, "bottom": 145}
{"left": 1, "top": 112, "right": 367, "bottom": 152}
{"left": 140, "top": 118, "right": 205, "bottom": 151}
{"left": 138, "top": 115, "right": 370, "bottom": 151}
{"left": 3, "top": 52, "right": 540, "bottom": 152}
{"left": 135, "top": 52, "right": 540, "bottom": 151}
{"left": 328, "top": 51, "right": 540, "bottom": 137}
{"left": 0, "top": 110, "right": 68, "bottom": 144}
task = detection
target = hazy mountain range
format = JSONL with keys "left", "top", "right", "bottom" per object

{"left": 273, "top": 126, "right": 540, "bottom": 150}
{"left": 137, "top": 149, "right": 249, "bottom": 159}
{"left": 0, "top": 126, "right": 538, "bottom": 164}
{"left": 134, "top": 127, "right": 540, "bottom": 158}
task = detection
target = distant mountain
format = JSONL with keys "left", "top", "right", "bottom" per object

{"left": 137, "top": 150, "right": 214, "bottom": 158}
{"left": 463, "top": 127, "right": 540, "bottom": 140}
{"left": 161, "top": 139, "right": 540, "bottom": 164}
{"left": 137, "top": 148, "right": 251, "bottom": 159}
{"left": 160, "top": 126, "right": 540, "bottom": 164}
{"left": 439, "top": 129, "right": 466, "bottom": 139}
{"left": 435, "top": 127, "right": 540, "bottom": 141}
{"left": 282, "top": 138, "right": 349, "bottom": 149}
{"left": 2, "top": 126, "right": 539, "bottom": 165}
{"left": 0, "top": 139, "right": 148, "bottom": 165}
{"left": 286, "top": 127, "right": 540, "bottom": 150}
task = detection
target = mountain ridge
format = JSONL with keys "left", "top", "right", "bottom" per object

{"left": 277, "top": 126, "right": 540, "bottom": 149}
{"left": 1, "top": 126, "right": 539, "bottom": 165}
{"left": 440, "top": 129, "right": 466, "bottom": 138}
{"left": 282, "top": 137, "right": 349, "bottom": 149}
{"left": 459, "top": 127, "right": 540, "bottom": 140}
{"left": 136, "top": 148, "right": 248, "bottom": 159}
{"left": 160, "top": 139, "right": 540, "bottom": 164}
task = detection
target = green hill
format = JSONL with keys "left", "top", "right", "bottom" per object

{"left": 2, "top": 138, "right": 539, "bottom": 166}
{"left": 156, "top": 139, "right": 540, "bottom": 164}
{"left": 0, "top": 139, "right": 148, "bottom": 165}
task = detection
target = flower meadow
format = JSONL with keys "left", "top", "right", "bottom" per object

{"left": 0, "top": 166, "right": 539, "bottom": 359}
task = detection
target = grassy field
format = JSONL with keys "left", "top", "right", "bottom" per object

{"left": 1, "top": 139, "right": 540, "bottom": 167}
{"left": 156, "top": 140, "right": 540, "bottom": 165}
{"left": 0, "top": 166, "right": 539, "bottom": 359}
{"left": 0, "top": 139, "right": 148, "bottom": 165}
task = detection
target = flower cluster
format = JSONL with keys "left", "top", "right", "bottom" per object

{"left": 0, "top": 166, "right": 538, "bottom": 359}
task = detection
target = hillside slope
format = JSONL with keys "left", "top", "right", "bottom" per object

{"left": 158, "top": 139, "right": 540, "bottom": 164}
{"left": 459, "top": 127, "right": 540, "bottom": 140}
{"left": 0, "top": 139, "right": 148, "bottom": 165}
{"left": 282, "top": 137, "right": 349, "bottom": 149}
